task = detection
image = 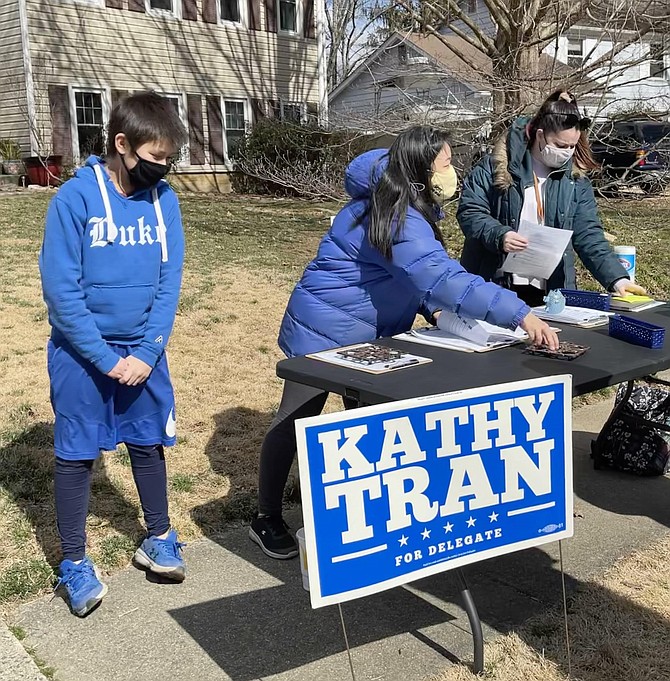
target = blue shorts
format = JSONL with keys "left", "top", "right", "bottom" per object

{"left": 47, "top": 338, "right": 177, "bottom": 460}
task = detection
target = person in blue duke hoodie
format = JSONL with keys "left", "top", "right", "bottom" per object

{"left": 249, "top": 126, "right": 559, "bottom": 560}
{"left": 40, "top": 92, "right": 187, "bottom": 617}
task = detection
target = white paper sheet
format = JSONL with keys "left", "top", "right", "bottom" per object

{"left": 531, "top": 305, "right": 610, "bottom": 325}
{"left": 501, "top": 221, "right": 573, "bottom": 280}
{"left": 436, "top": 311, "right": 526, "bottom": 346}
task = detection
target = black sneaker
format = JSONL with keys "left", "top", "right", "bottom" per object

{"left": 249, "top": 515, "right": 299, "bottom": 559}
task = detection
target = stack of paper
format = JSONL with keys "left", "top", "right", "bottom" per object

{"left": 610, "top": 295, "right": 664, "bottom": 312}
{"left": 531, "top": 305, "right": 610, "bottom": 327}
{"left": 394, "top": 312, "right": 527, "bottom": 353}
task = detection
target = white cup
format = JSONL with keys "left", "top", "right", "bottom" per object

{"left": 295, "top": 527, "right": 309, "bottom": 591}
{"left": 614, "top": 245, "right": 636, "bottom": 283}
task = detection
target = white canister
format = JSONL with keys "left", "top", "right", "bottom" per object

{"left": 614, "top": 245, "right": 636, "bottom": 283}
{"left": 295, "top": 527, "right": 309, "bottom": 591}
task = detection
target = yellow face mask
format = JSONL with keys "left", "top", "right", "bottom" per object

{"left": 431, "top": 165, "right": 458, "bottom": 204}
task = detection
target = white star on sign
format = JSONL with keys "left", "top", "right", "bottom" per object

{"left": 466, "top": 516, "right": 476, "bottom": 528}
{"left": 398, "top": 535, "right": 408, "bottom": 547}
{"left": 421, "top": 528, "right": 431, "bottom": 540}
{"left": 443, "top": 522, "right": 454, "bottom": 533}
{"left": 489, "top": 511, "right": 499, "bottom": 522}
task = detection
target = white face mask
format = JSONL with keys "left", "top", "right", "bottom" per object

{"left": 539, "top": 133, "right": 575, "bottom": 168}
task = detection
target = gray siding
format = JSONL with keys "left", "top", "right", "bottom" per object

{"left": 0, "top": 0, "right": 30, "bottom": 153}
{"left": 442, "top": 0, "right": 496, "bottom": 39}
{"left": 330, "top": 41, "right": 481, "bottom": 127}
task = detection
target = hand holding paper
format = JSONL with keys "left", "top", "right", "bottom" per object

{"left": 502, "top": 232, "right": 529, "bottom": 253}
{"left": 501, "top": 221, "right": 573, "bottom": 280}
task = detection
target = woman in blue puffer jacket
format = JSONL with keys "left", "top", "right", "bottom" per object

{"left": 249, "top": 126, "right": 558, "bottom": 560}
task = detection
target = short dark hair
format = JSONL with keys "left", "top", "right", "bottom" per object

{"left": 105, "top": 91, "right": 187, "bottom": 156}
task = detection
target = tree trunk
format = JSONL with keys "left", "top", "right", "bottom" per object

{"left": 491, "top": 37, "right": 541, "bottom": 128}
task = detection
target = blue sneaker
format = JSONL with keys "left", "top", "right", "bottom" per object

{"left": 56, "top": 558, "right": 108, "bottom": 617}
{"left": 133, "top": 529, "right": 186, "bottom": 582}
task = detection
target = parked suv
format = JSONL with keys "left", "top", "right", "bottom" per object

{"left": 590, "top": 119, "right": 670, "bottom": 194}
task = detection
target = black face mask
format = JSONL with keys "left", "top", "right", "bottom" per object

{"left": 121, "top": 151, "right": 170, "bottom": 190}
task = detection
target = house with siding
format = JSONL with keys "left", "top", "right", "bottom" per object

{"left": 0, "top": 0, "right": 326, "bottom": 191}
{"left": 330, "top": 0, "right": 670, "bottom": 129}
{"left": 328, "top": 32, "right": 568, "bottom": 131}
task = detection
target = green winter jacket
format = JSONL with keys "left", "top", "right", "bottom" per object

{"left": 457, "top": 117, "right": 628, "bottom": 291}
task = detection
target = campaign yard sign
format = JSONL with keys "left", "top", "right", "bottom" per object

{"left": 296, "top": 375, "right": 573, "bottom": 608}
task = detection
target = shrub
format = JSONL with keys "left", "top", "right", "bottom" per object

{"left": 231, "top": 119, "right": 367, "bottom": 200}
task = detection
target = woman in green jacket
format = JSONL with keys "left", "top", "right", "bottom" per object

{"left": 457, "top": 90, "right": 645, "bottom": 305}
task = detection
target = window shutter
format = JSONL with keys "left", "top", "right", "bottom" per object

{"left": 187, "top": 95, "right": 206, "bottom": 165}
{"left": 203, "top": 0, "right": 217, "bottom": 22}
{"left": 251, "top": 99, "right": 266, "bottom": 123}
{"left": 128, "top": 0, "right": 145, "bottom": 12}
{"left": 48, "top": 85, "right": 72, "bottom": 161}
{"left": 248, "top": 0, "right": 261, "bottom": 30}
{"left": 111, "top": 90, "right": 129, "bottom": 108}
{"left": 105, "top": 0, "right": 124, "bottom": 9}
{"left": 269, "top": 99, "right": 281, "bottom": 118}
{"left": 306, "top": 101, "right": 318, "bottom": 123}
{"left": 206, "top": 96, "right": 225, "bottom": 165}
{"left": 265, "top": 0, "right": 276, "bottom": 32}
{"left": 183, "top": 0, "right": 198, "bottom": 20}
{"left": 303, "top": 0, "right": 315, "bottom": 38}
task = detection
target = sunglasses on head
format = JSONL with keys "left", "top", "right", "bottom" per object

{"left": 560, "top": 112, "right": 591, "bottom": 130}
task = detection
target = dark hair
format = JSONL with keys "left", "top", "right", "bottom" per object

{"left": 105, "top": 91, "right": 187, "bottom": 157}
{"left": 369, "top": 126, "right": 450, "bottom": 259}
{"left": 527, "top": 90, "right": 597, "bottom": 171}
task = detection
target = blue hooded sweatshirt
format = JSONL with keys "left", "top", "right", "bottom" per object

{"left": 278, "top": 149, "right": 530, "bottom": 358}
{"left": 39, "top": 156, "right": 184, "bottom": 375}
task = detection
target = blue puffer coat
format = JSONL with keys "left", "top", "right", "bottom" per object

{"left": 278, "top": 149, "right": 530, "bottom": 358}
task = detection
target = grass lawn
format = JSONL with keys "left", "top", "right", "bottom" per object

{"left": 0, "top": 192, "right": 336, "bottom": 609}
{"left": 1, "top": 189, "right": 670, "bottom": 636}
{"left": 434, "top": 534, "right": 670, "bottom": 681}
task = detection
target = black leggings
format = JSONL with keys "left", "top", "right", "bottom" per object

{"left": 55, "top": 443, "right": 170, "bottom": 562}
{"left": 258, "top": 381, "right": 357, "bottom": 516}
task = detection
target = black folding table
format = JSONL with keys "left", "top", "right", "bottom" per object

{"left": 276, "top": 306, "right": 670, "bottom": 673}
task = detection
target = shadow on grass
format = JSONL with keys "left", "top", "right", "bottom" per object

{"left": 191, "top": 407, "right": 278, "bottom": 533}
{"left": 0, "top": 423, "right": 145, "bottom": 570}
{"left": 176, "top": 420, "right": 670, "bottom": 679}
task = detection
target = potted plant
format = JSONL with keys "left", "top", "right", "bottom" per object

{"left": 23, "top": 155, "right": 63, "bottom": 187}
{"left": 0, "top": 139, "right": 24, "bottom": 175}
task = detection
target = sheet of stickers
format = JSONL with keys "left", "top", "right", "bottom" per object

{"left": 308, "top": 343, "right": 432, "bottom": 374}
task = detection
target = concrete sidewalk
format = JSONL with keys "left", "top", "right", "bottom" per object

{"left": 9, "top": 398, "right": 670, "bottom": 681}
{"left": 0, "top": 623, "right": 48, "bottom": 681}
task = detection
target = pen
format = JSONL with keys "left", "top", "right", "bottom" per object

{"left": 384, "top": 359, "right": 420, "bottom": 369}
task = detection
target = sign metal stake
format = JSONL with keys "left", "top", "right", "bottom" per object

{"left": 559, "top": 540, "right": 573, "bottom": 678}
{"left": 338, "top": 603, "right": 357, "bottom": 681}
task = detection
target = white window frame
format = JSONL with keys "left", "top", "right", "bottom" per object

{"left": 567, "top": 38, "right": 583, "bottom": 56}
{"left": 68, "top": 86, "right": 110, "bottom": 164}
{"left": 218, "top": 0, "right": 247, "bottom": 27}
{"left": 145, "top": 0, "right": 181, "bottom": 19}
{"left": 650, "top": 56, "right": 666, "bottom": 79}
{"left": 59, "top": 0, "right": 104, "bottom": 6}
{"left": 221, "top": 98, "right": 250, "bottom": 167}
{"left": 160, "top": 92, "right": 190, "bottom": 168}
{"left": 277, "top": 0, "right": 302, "bottom": 35}
{"left": 280, "top": 100, "right": 307, "bottom": 124}
{"left": 567, "top": 38, "right": 584, "bottom": 67}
